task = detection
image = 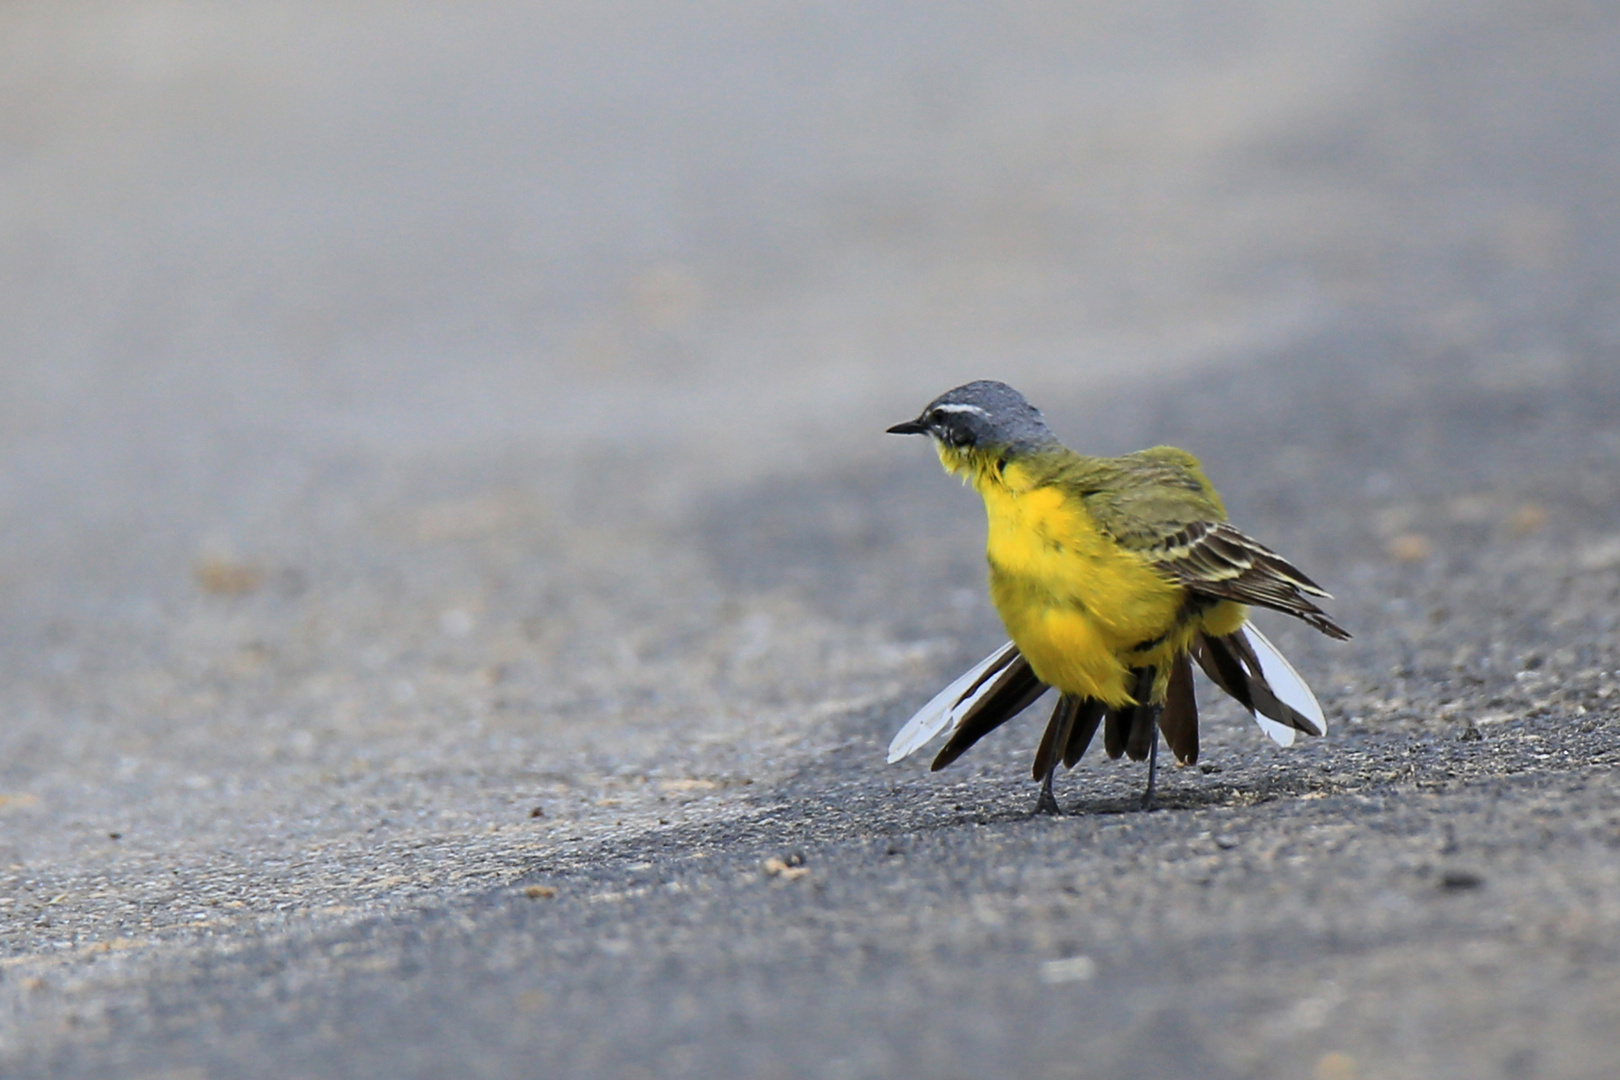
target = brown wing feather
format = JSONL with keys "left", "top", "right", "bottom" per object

{"left": 1148, "top": 521, "right": 1350, "bottom": 640}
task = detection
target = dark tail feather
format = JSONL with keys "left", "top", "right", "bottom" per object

{"left": 1105, "top": 667, "right": 1159, "bottom": 762}
{"left": 1192, "top": 631, "right": 1322, "bottom": 736}
{"left": 1062, "top": 697, "right": 1106, "bottom": 768}
{"left": 930, "top": 655, "right": 1048, "bottom": 771}
{"left": 1124, "top": 710, "right": 1159, "bottom": 764}
{"left": 1190, "top": 634, "right": 1252, "bottom": 712}
{"left": 1158, "top": 653, "right": 1199, "bottom": 765}
{"left": 1101, "top": 705, "right": 1127, "bottom": 757}
{"left": 1032, "top": 695, "right": 1079, "bottom": 782}
{"left": 1103, "top": 704, "right": 1130, "bottom": 760}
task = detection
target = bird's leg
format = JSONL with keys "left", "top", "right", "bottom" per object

{"left": 1035, "top": 764, "right": 1062, "bottom": 816}
{"left": 1139, "top": 730, "right": 1159, "bottom": 811}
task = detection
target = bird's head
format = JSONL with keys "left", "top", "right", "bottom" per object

{"left": 887, "top": 381, "right": 1058, "bottom": 472}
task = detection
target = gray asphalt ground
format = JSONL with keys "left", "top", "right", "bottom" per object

{"left": 3, "top": 3, "right": 1620, "bottom": 1078}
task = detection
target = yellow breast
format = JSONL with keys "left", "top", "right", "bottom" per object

{"left": 974, "top": 462, "right": 1184, "bottom": 706}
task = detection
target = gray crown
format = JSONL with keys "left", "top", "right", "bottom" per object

{"left": 888, "top": 380, "right": 1059, "bottom": 453}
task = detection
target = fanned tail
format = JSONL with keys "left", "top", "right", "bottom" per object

{"left": 895, "top": 615, "right": 1328, "bottom": 778}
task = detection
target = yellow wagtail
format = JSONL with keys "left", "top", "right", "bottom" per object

{"left": 885, "top": 380, "right": 1348, "bottom": 812}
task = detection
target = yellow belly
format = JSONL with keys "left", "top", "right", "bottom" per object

{"left": 976, "top": 469, "right": 1242, "bottom": 706}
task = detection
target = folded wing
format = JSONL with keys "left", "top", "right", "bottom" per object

{"left": 1148, "top": 521, "right": 1350, "bottom": 640}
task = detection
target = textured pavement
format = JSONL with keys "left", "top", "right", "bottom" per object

{"left": 2, "top": 4, "right": 1619, "bottom": 1078}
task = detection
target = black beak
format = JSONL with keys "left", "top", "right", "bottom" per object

{"left": 886, "top": 418, "right": 928, "bottom": 435}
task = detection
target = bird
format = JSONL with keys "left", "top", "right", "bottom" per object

{"left": 884, "top": 380, "right": 1348, "bottom": 813}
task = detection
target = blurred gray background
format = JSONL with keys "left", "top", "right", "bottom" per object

{"left": 3, "top": 3, "right": 1619, "bottom": 1078}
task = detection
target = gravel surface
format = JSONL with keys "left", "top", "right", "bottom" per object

{"left": 2, "top": 4, "right": 1619, "bottom": 1079}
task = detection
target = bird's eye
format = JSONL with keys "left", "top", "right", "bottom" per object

{"left": 927, "top": 409, "right": 944, "bottom": 425}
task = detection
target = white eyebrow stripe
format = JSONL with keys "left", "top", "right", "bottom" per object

{"left": 931, "top": 403, "right": 989, "bottom": 417}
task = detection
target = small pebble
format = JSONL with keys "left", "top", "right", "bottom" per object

{"left": 194, "top": 555, "right": 267, "bottom": 596}
{"left": 1439, "top": 870, "right": 1484, "bottom": 892}
{"left": 763, "top": 856, "right": 810, "bottom": 881}
{"left": 1314, "top": 1051, "right": 1359, "bottom": 1080}
{"left": 1037, "top": 956, "right": 1096, "bottom": 984}
{"left": 1387, "top": 533, "right": 1433, "bottom": 562}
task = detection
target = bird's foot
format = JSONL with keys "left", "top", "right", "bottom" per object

{"left": 1034, "top": 769, "right": 1062, "bottom": 816}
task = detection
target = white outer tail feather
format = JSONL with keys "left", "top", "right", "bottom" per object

{"left": 886, "top": 641, "right": 1018, "bottom": 763}
{"left": 1252, "top": 712, "right": 1298, "bottom": 748}
{"left": 1240, "top": 621, "right": 1327, "bottom": 745}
